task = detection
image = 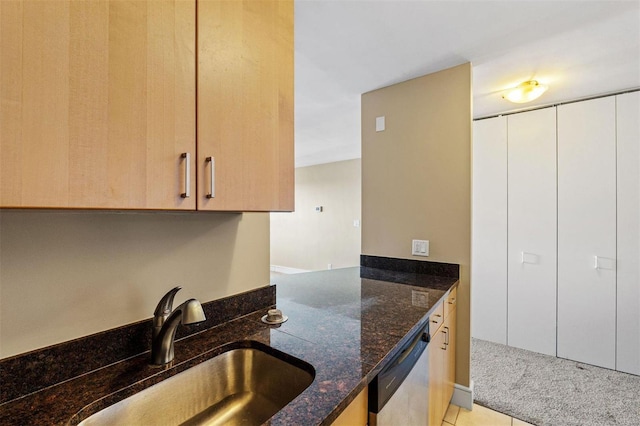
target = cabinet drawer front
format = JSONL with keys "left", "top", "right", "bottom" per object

{"left": 445, "top": 287, "right": 457, "bottom": 318}
{"left": 430, "top": 303, "right": 444, "bottom": 332}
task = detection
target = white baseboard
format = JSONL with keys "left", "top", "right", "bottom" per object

{"left": 270, "top": 265, "right": 310, "bottom": 274}
{"left": 451, "top": 380, "right": 474, "bottom": 410}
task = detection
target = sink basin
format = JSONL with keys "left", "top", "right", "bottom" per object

{"left": 77, "top": 342, "right": 315, "bottom": 426}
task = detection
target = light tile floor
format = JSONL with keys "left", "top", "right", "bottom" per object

{"left": 443, "top": 403, "right": 535, "bottom": 426}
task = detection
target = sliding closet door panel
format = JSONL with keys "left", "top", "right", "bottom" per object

{"left": 557, "top": 97, "right": 616, "bottom": 369}
{"left": 616, "top": 91, "right": 640, "bottom": 375}
{"left": 472, "top": 116, "right": 507, "bottom": 344}
{"left": 507, "top": 108, "right": 557, "bottom": 356}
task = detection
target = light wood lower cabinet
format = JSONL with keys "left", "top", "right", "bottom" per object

{"left": 331, "top": 387, "right": 368, "bottom": 426}
{"left": 444, "top": 304, "right": 457, "bottom": 407}
{"left": 428, "top": 321, "right": 446, "bottom": 426}
{"left": 428, "top": 292, "right": 457, "bottom": 426}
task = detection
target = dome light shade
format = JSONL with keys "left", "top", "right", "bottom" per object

{"left": 502, "top": 80, "right": 548, "bottom": 103}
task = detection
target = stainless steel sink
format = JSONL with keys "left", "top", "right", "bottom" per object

{"left": 77, "top": 343, "right": 315, "bottom": 426}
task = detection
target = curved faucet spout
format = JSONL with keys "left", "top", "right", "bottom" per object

{"left": 151, "top": 290, "right": 206, "bottom": 366}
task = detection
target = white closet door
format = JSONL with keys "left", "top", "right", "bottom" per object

{"left": 616, "top": 91, "right": 640, "bottom": 375}
{"left": 557, "top": 97, "right": 617, "bottom": 369}
{"left": 472, "top": 116, "right": 507, "bottom": 344}
{"left": 507, "top": 108, "right": 557, "bottom": 356}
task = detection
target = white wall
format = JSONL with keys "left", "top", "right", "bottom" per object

{"left": 0, "top": 210, "right": 270, "bottom": 358}
{"left": 270, "top": 159, "right": 361, "bottom": 271}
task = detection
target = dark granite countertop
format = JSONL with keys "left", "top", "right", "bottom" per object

{"left": 0, "top": 265, "right": 458, "bottom": 426}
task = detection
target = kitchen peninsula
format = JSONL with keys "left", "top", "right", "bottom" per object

{"left": 0, "top": 257, "right": 458, "bottom": 425}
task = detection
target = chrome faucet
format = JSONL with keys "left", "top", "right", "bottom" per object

{"left": 151, "top": 286, "right": 206, "bottom": 365}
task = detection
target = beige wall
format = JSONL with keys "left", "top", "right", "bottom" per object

{"left": 270, "top": 159, "right": 361, "bottom": 271}
{"left": 0, "top": 210, "right": 269, "bottom": 359}
{"left": 361, "top": 63, "right": 472, "bottom": 386}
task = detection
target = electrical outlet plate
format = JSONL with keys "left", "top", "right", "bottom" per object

{"left": 412, "top": 239, "right": 429, "bottom": 256}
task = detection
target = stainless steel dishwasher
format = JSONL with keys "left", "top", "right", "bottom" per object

{"left": 368, "top": 322, "right": 430, "bottom": 425}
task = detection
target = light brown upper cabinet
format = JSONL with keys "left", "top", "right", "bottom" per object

{"left": 197, "top": 0, "right": 294, "bottom": 211}
{"left": 1, "top": 0, "right": 294, "bottom": 212}
{"left": 1, "top": 0, "right": 196, "bottom": 209}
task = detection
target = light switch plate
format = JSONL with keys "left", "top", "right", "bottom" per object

{"left": 376, "top": 116, "right": 385, "bottom": 132}
{"left": 412, "top": 239, "right": 429, "bottom": 256}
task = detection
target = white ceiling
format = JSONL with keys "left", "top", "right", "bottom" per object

{"left": 294, "top": 0, "right": 640, "bottom": 167}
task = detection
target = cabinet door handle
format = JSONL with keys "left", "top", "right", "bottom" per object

{"left": 444, "top": 326, "right": 449, "bottom": 345}
{"left": 448, "top": 298, "right": 456, "bottom": 305}
{"left": 594, "top": 256, "right": 615, "bottom": 270}
{"left": 206, "top": 156, "right": 215, "bottom": 199}
{"left": 521, "top": 251, "right": 539, "bottom": 264}
{"left": 180, "top": 153, "right": 191, "bottom": 198}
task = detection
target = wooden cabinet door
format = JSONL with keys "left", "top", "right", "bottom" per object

{"left": 197, "top": 0, "right": 294, "bottom": 212}
{"left": 331, "top": 387, "right": 368, "bottom": 426}
{"left": 443, "top": 308, "right": 456, "bottom": 408}
{"left": 429, "top": 298, "right": 457, "bottom": 425}
{"left": 507, "top": 107, "right": 557, "bottom": 356}
{"left": 428, "top": 322, "right": 446, "bottom": 426}
{"left": 0, "top": 0, "right": 196, "bottom": 209}
{"left": 616, "top": 91, "right": 640, "bottom": 375}
{"left": 471, "top": 116, "right": 508, "bottom": 344}
{"left": 557, "top": 96, "right": 617, "bottom": 369}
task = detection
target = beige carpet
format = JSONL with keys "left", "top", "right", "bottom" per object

{"left": 471, "top": 338, "right": 640, "bottom": 426}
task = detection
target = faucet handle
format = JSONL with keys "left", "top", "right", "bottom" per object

{"left": 181, "top": 299, "right": 207, "bottom": 324}
{"left": 154, "top": 286, "right": 182, "bottom": 317}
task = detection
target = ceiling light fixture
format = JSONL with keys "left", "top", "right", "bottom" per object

{"left": 502, "top": 80, "right": 548, "bottom": 103}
